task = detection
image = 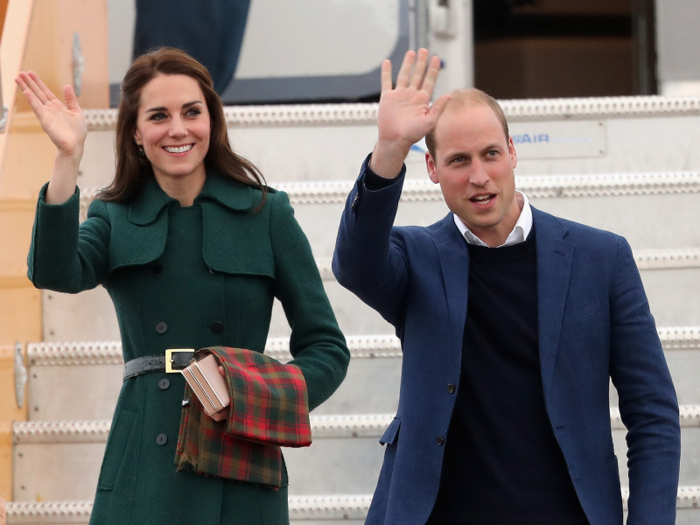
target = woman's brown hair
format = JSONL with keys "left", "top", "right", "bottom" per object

{"left": 100, "top": 47, "right": 267, "bottom": 204}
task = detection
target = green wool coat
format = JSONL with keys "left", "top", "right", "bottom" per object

{"left": 28, "top": 173, "right": 350, "bottom": 525}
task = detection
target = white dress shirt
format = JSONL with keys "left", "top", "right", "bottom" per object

{"left": 453, "top": 191, "right": 533, "bottom": 248}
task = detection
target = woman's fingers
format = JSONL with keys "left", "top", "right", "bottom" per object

{"left": 22, "top": 88, "right": 46, "bottom": 120}
{"left": 63, "top": 85, "right": 81, "bottom": 113}
{"left": 21, "top": 72, "right": 51, "bottom": 105}
{"left": 28, "top": 71, "right": 58, "bottom": 102}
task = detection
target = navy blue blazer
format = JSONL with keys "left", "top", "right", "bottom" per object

{"left": 332, "top": 161, "right": 681, "bottom": 525}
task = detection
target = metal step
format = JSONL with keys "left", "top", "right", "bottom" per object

{"left": 76, "top": 172, "right": 700, "bottom": 253}
{"left": 38, "top": 263, "right": 700, "bottom": 342}
{"left": 12, "top": 408, "right": 700, "bottom": 502}
{"left": 79, "top": 97, "right": 700, "bottom": 188}
{"left": 4, "top": 495, "right": 372, "bottom": 523}
{"left": 24, "top": 327, "right": 700, "bottom": 422}
{"left": 6, "top": 489, "right": 700, "bottom": 524}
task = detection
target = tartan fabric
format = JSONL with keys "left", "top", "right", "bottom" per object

{"left": 175, "top": 346, "right": 311, "bottom": 487}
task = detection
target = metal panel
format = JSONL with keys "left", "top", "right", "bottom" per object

{"left": 13, "top": 443, "right": 104, "bottom": 502}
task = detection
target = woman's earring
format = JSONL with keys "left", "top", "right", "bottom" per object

{"left": 137, "top": 144, "right": 145, "bottom": 157}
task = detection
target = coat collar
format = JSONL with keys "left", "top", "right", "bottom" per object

{"left": 432, "top": 214, "right": 470, "bottom": 338}
{"left": 532, "top": 207, "right": 575, "bottom": 391}
{"left": 128, "top": 172, "right": 255, "bottom": 225}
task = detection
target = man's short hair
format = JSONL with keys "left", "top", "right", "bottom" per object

{"left": 425, "top": 88, "right": 509, "bottom": 157}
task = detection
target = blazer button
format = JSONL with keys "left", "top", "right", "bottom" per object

{"left": 158, "top": 378, "right": 170, "bottom": 390}
{"left": 210, "top": 321, "right": 224, "bottom": 334}
{"left": 209, "top": 268, "right": 217, "bottom": 275}
{"left": 156, "top": 433, "right": 168, "bottom": 446}
{"left": 447, "top": 384, "right": 456, "bottom": 394}
{"left": 155, "top": 322, "right": 168, "bottom": 334}
{"left": 436, "top": 436, "right": 445, "bottom": 446}
{"left": 152, "top": 264, "right": 164, "bottom": 277}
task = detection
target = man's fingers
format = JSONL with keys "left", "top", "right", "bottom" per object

{"left": 380, "top": 59, "right": 393, "bottom": 94}
{"left": 409, "top": 48, "right": 430, "bottom": 89}
{"left": 429, "top": 93, "right": 452, "bottom": 123}
{"left": 396, "top": 50, "right": 416, "bottom": 89}
{"left": 420, "top": 55, "right": 443, "bottom": 97}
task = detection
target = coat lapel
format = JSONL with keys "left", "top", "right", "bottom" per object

{"left": 533, "top": 208, "right": 575, "bottom": 392}
{"left": 432, "top": 214, "right": 470, "bottom": 337}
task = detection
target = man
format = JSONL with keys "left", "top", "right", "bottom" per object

{"left": 332, "top": 49, "right": 680, "bottom": 525}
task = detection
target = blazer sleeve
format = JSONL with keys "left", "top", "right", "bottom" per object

{"left": 609, "top": 236, "right": 681, "bottom": 524}
{"left": 269, "top": 190, "right": 349, "bottom": 411}
{"left": 331, "top": 155, "right": 410, "bottom": 327}
{"left": 27, "top": 183, "right": 111, "bottom": 293}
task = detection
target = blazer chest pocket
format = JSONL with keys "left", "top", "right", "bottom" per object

{"left": 380, "top": 417, "right": 401, "bottom": 446}
{"left": 563, "top": 298, "right": 602, "bottom": 326}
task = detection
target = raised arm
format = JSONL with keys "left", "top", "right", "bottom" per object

{"left": 333, "top": 49, "right": 449, "bottom": 326}
{"left": 15, "top": 71, "right": 87, "bottom": 204}
{"left": 370, "top": 48, "right": 451, "bottom": 178}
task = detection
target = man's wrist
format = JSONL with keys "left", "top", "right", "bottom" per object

{"left": 369, "top": 140, "right": 411, "bottom": 179}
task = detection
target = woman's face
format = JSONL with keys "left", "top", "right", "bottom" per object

{"left": 134, "top": 74, "right": 211, "bottom": 186}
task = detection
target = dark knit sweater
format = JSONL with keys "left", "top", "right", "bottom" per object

{"left": 426, "top": 228, "right": 589, "bottom": 525}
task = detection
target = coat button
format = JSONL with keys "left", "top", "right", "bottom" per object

{"left": 155, "top": 322, "right": 168, "bottom": 334}
{"left": 158, "top": 378, "right": 170, "bottom": 390}
{"left": 210, "top": 321, "right": 224, "bottom": 334}
{"left": 156, "top": 434, "right": 168, "bottom": 446}
{"left": 152, "top": 264, "right": 164, "bottom": 277}
{"left": 436, "top": 436, "right": 445, "bottom": 446}
{"left": 447, "top": 384, "right": 456, "bottom": 394}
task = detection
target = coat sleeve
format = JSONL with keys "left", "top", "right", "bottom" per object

{"left": 609, "top": 236, "right": 681, "bottom": 524}
{"left": 27, "top": 183, "right": 111, "bottom": 293}
{"left": 269, "top": 190, "right": 349, "bottom": 411}
{"left": 331, "top": 155, "right": 410, "bottom": 327}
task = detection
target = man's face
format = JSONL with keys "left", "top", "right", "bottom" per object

{"left": 426, "top": 104, "right": 520, "bottom": 247}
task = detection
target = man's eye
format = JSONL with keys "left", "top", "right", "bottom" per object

{"left": 487, "top": 150, "right": 498, "bottom": 157}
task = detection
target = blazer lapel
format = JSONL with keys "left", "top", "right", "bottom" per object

{"left": 534, "top": 208, "right": 575, "bottom": 393}
{"left": 432, "top": 214, "right": 470, "bottom": 338}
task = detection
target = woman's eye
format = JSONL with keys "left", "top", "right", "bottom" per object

{"left": 148, "top": 112, "right": 167, "bottom": 121}
{"left": 186, "top": 108, "right": 201, "bottom": 117}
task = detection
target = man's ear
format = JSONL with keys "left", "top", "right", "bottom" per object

{"left": 508, "top": 136, "right": 517, "bottom": 169}
{"left": 426, "top": 152, "right": 439, "bottom": 184}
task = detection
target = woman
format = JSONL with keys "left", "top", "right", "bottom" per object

{"left": 17, "top": 48, "right": 349, "bottom": 525}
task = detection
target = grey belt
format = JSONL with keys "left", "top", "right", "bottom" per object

{"left": 123, "top": 349, "right": 195, "bottom": 381}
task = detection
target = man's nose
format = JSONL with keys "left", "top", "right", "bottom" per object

{"left": 469, "top": 160, "right": 490, "bottom": 186}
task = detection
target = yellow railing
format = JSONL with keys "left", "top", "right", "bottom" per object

{"left": 0, "top": 0, "right": 108, "bottom": 500}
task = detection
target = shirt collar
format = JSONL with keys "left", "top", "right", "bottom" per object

{"left": 453, "top": 191, "right": 533, "bottom": 248}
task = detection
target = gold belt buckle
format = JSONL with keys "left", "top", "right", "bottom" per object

{"left": 165, "top": 348, "right": 195, "bottom": 373}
